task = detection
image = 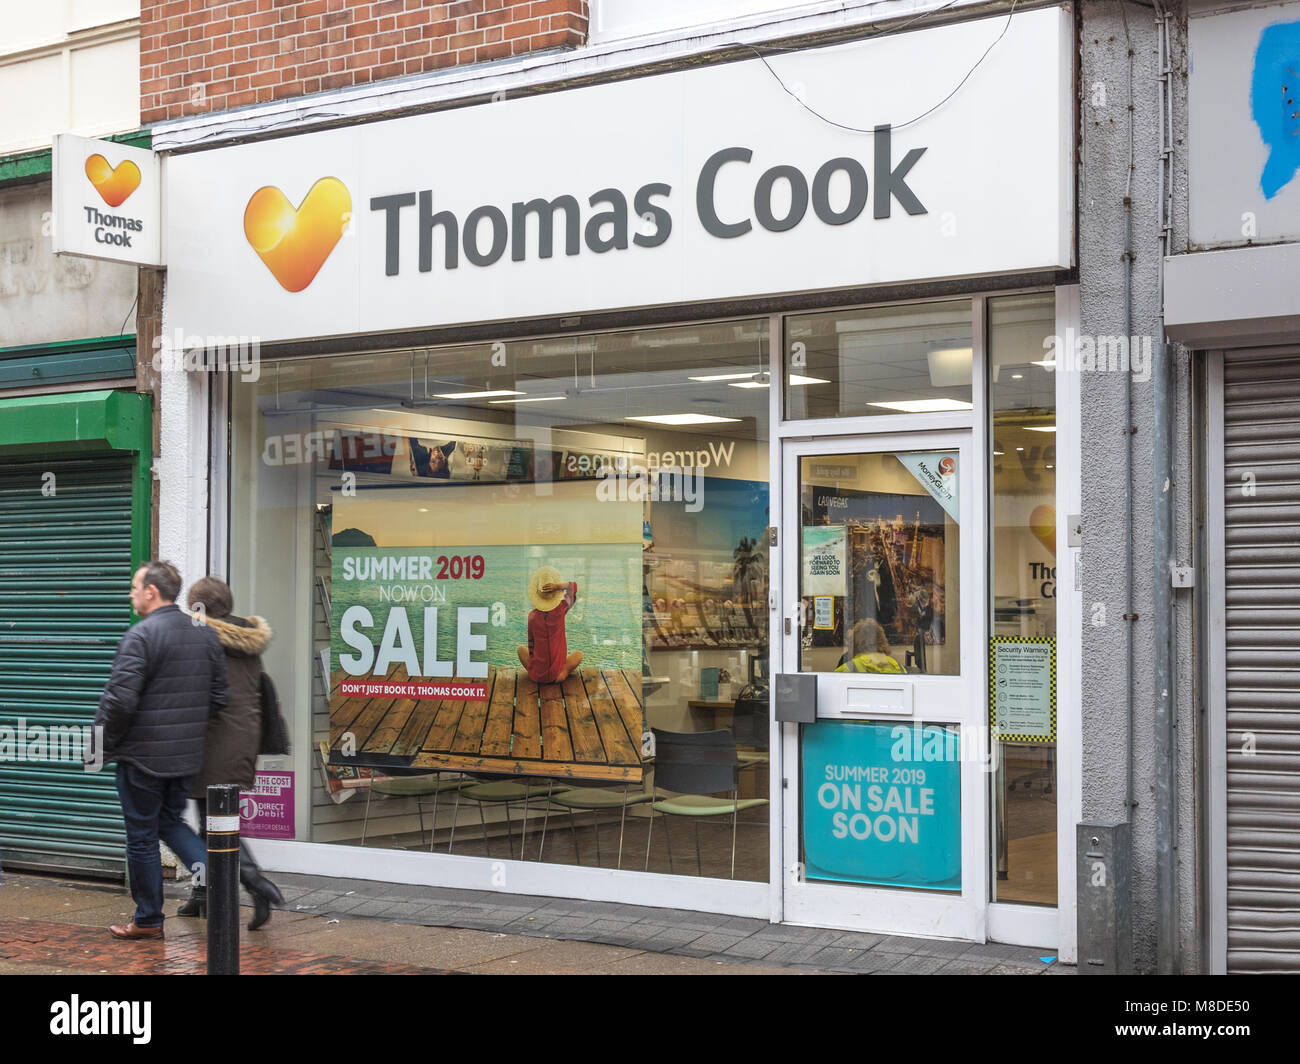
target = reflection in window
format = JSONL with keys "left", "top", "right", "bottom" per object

{"left": 989, "top": 292, "right": 1058, "bottom": 906}
{"left": 797, "top": 452, "right": 960, "bottom": 676}
{"left": 230, "top": 321, "right": 771, "bottom": 881}
{"left": 784, "top": 300, "right": 973, "bottom": 420}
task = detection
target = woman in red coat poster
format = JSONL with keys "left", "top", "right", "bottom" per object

{"left": 517, "top": 565, "right": 584, "bottom": 683}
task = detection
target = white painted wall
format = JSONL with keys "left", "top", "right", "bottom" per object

{"left": 156, "top": 278, "right": 211, "bottom": 599}
{"left": 590, "top": 0, "right": 826, "bottom": 42}
{"left": 0, "top": 181, "right": 137, "bottom": 347}
{"left": 0, "top": 0, "right": 139, "bottom": 154}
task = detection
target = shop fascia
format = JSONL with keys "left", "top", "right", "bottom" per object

{"left": 367, "top": 128, "right": 927, "bottom": 274}
{"left": 163, "top": 7, "right": 1071, "bottom": 344}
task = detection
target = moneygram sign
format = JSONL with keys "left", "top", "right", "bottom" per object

{"left": 166, "top": 7, "right": 1072, "bottom": 343}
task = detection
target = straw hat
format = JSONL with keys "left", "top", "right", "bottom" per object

{"left": 528, "top": 565, "right": 566, "bottom": 612}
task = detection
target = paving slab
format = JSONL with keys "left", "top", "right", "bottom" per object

{"left": 935, "top": 957, "right": 999, "bottom": 975}
{"left": 679, "top": 931, "right": 746, "bottom": 954}
{"left": 719, "top": 937, "right": 781, "bottom": 961}
{"left": 875, "top": 953, "right": 951, "bottom": 975}
{"left": 799, "top": 946, "right": 870, "bottom": 971}
{"left": 829, "top": 931, "right": 887, "bottom": 950}
{"left": 847, "top": 950, "right": 911, "bottom": 973}
{"left": 760, "top": 941, "right": 831, "bottom": 965}
{"left": 637, "top": 927, "right": 706, "bottom": 951}
{"left": 907, "top": 938, "right": 977, "bottom": 959}
{"left": 604, "top": 951, "right": 811, "bottom": 975}
{"left": 585, "top": 918, "right": 638, "bottom": 933}
{"left": 459, "top": 939, "right": 644, "bottom": 974}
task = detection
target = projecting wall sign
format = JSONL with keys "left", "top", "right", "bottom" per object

{"left": 52, "top": 135, "right": 162, "bottom": 266}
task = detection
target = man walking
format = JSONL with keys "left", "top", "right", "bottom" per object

{"left": 94, "top": 560, "right": 228, "bottom": 940}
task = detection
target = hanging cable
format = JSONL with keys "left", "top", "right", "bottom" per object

{"left": 736, "top": 0, "right": 1020, "bottom": 134}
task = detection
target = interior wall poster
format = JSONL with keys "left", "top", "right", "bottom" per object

{"left": 644, "top": 475, "right": 768, "bottom": 650}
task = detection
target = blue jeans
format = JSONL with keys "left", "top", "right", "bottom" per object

{"left": 115, "top": 763, "right": 208, "bottom": 928}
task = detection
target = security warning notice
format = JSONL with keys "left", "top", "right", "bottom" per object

{"left": 989, "top": 637, "right": 1055, "bottom": 741}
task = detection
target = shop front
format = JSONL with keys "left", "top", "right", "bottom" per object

{"left": 1170, "top": 1, "right": 1300, "bottom": 973}
{"left": 162, "top": 6, "right": 1078, "bottom": 950}
{"left": 0, "top": 143, "right": 152, "bottom": 877}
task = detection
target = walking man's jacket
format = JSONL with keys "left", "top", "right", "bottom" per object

{"left": 94, "top": 604, "right": 229, "bottom": 778}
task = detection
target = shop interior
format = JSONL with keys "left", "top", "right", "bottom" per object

{"left": 989, "top": 293, "right": 1059, "bottom": 906}
{"left": 230, "top": 292, "right": 1059, "bottom": 897}
{"left": 234, "top": 319, "right": 776, "bottom": 881}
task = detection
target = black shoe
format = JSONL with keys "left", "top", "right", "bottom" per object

{"left": 177, "top": 891, "right": 207, "bottom": 918}
{"left": 248, "top": 891, "right": 271, "bottom": 932}
{"left": 243, "top": 873, "right": 283, "bottom": 931}
{"left": 243, "top": 873, "right": 284, "bottom": 907}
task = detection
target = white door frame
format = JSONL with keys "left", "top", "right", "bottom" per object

{"left": 763, "top": 289, "right": 1076, "bottom": 951}
{"left": 774, "top": 428, "right": 989, "bottom": 940}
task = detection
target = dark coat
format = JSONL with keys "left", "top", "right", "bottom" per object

{"left": 189, "top": 613, "right": 271, "bottom": 795}
{"left": 94, "top": 604, "right": 229, "bottom": 779}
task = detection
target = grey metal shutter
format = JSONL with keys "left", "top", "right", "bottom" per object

{"left": 0, "top": 456, "right": 135, "bottom": 877}
{"left": 1223, "top": 349, "right": 1300, "bottom": 972}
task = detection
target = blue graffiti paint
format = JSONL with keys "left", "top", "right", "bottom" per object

{"left": 1252, "top": 21, "right": 1300, "bottom": 199}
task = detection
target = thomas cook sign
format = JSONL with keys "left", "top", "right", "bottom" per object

{"left": 166, "top": 6, "right": 1072, "bottom": 343}
{"left": 367, "top": 125, "right": 926, "bottom": 278}
{"left": 53, "top": 135, "right": 162, "bottom": 266}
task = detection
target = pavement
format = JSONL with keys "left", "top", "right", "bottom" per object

{"left": 0, "top": 870, "right": 1072, "bottom": 975}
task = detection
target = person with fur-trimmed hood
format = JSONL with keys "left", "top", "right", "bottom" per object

{"left": 180, "top": 575, "right": 284, "bottom": 930}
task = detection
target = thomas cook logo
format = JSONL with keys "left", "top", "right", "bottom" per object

{"left": 243, "top": 177, "right": 351, "bottom": 292}
{"left": 85, "top": 154, "right": 140, "bottom": 207}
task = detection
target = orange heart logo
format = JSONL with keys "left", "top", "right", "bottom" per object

{"left": 1030, "top": 504, "right": 1056, "bottom": 556}
{"left": 243, "top": 177, "right": 351, "bottom": 293}
{"left": 85, "top": 154, "right": 141, "bottom": 208}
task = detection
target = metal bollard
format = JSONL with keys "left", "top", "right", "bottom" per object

{"left": 206, "top": 784, "right": 241, "bottom": 975}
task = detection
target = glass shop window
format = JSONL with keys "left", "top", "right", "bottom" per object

{"left": 229, "top": 320, "right": 773, "bottom": 882}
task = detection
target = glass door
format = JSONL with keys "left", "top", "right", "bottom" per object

{"left": 778, "top": 430, "right": 988, "bottom": 940}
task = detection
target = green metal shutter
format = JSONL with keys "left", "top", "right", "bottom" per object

{"left": 0, "top": 456, "right": 135, "bottom": 876}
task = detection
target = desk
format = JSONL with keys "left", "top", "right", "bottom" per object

{"left": 686, "top": 699, "right": 738, "bottom": 735}
{"left": 687, "top": 699, "right": 737, "bottom": 716}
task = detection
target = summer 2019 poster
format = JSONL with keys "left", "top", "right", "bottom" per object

{"left": 327, "top": 481, "right": 645, "bottom": 782}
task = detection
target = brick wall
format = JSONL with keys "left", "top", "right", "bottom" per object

{"left": 141, "top": 0, "right": 589, "bottom": 125}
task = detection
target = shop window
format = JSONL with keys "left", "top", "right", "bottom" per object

{"left": 230, "top": 320, "right": 771, "bottom": 882}
{"left": 797, "top": 452, "right": 960, "bottom": 677}
{"left": 988, "top": 292, "right": 1057, "bottom": 906}
{"left": 783, "top": 300, "right": 974, "bottom": 420}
